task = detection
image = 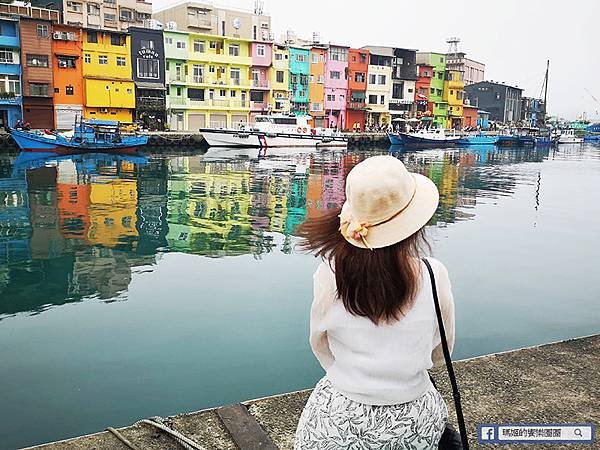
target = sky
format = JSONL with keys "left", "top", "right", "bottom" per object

{"left": 152, "top": 0, "right": 600, "bottom": 121}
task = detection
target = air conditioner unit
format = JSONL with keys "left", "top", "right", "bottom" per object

{"left": 52, "top": 32, "right": 61, "bottom": 39}
{"left": 100, "top": 108, "right": 108, "bottom": 113}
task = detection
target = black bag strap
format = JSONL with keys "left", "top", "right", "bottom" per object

{"left": 422, "top": 258, "right": 469, "bottom": 450}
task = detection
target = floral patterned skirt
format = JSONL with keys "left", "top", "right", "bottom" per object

{"left": 294, "top": 377, "right": 447, "bottom": 450}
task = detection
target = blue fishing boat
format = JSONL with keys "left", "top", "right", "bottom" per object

{"left": 388, "top": 133, "right": 403, "bottom": 145}
{"left": 583, "top": 134, "right": 600, "bottom": 142}
{"left": 456, "top": 134, "right": 499, "bottom": 145}
{"left": 9, "top": 118, "right": 147, "bottom": 153}
{"left": 497, "top": 135, "right": 519, "bottom": 146}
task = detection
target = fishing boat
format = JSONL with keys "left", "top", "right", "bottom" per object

{"left": 9, "top": 118, "right": 148, "bottom": 153}
{"left": 456, "top": 134, "right": 499, "bottom": 145}
{"left": 558, "top": 129, "right": 583, "bottom": 144}
{"left": 583, "top": 134, "right": 600, "bottom": 142}
{"left": 200, "top": 114, "right": 347, "bottom": 148}
{"left": 389, "top": 128, "right": 461, "bottom": 148}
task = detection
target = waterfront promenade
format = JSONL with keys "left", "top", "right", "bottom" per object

{"left": 28, "top": 334, "right": 599, "bottom": 449}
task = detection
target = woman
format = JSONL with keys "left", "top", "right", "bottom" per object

{"left": 295, "top": 155, "right": 455, "bottom": 449}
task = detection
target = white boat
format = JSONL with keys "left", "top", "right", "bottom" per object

{"left": 391, "top": 128, "right": 462, "bottom": 147}
{"left": 200, "top": 114, "right": 348, "bottom": 148}
{"left": 558, "top": 129, "right": 583, "bottom": 144}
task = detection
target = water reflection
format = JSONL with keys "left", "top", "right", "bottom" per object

{"left": 0, "top": 146, "right": 552, "bottom": 317}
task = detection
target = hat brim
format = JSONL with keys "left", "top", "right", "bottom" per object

{"left": 340, "top": 173, "right": 439, "bottom": 249}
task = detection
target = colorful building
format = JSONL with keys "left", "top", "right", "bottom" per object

{"left": 389, "top": 47, "right": 417, "bottom": 120}
{"left": 82, "top": 29, "right": 135, "bottom": 122}
{"left": 345, "top": 48, "right": 369, "bottom": 131}
{"left": 129, "top": 26, "right": 166, "bottom": 130}
{"left": 415, "top": 63, "right": 433, "bottom": 119}
{"left": 443, "top": 69, "right": 464, "bottom": 129}
{"left": 324, "top": 44, "right": 348, "bottom": 130}
{"left": 362, "top": 46, "right": 392, "bottom": 127}
{"left": 61, "top": 0, "right": 152, "bottom": 32}
{"left": 269, "top": 43, "right": 289, "bottom": 113}
{"left": 417, "top": 52, "right": 447, "bottom": 128}
{"left": 308, "top": 45, "right": 326, "bottom": 126}
{"left": 20, "top": 17, "right": 55, "bottom": 129}
{"left": 51, "top": 24, "right": 83, "bottom": 130}
{"left": 164, "top": 30, "right": 252, "bottom": 130}
{"left": 462, "top": 103, "right": 478, "bottom": 128}
{"left": 288, "top": 46, "right": 309, "bottom": 114}
{"left": 250, "top": 41, "right": 272, "bottom": 120}
{"left": 0, "top": 17, "right": 22, "bottom": 129}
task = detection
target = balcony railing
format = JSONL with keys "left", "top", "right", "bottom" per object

{"left": 250, "top": 101, "right": 268, "bottom": 110}
{"left": 231, "top": 78, "right": 241, "bottom": 86}
{"left": 188, "top": 17, "right": 212, "bottom": 29}
{"left": 251, "top": 79, "right": 269, "bottom": 88}
{"left": 347, "top": 100, "right": 366, "bottom": 110}
{"left": 192, "top": 76, "right": 204, "bottom": 83}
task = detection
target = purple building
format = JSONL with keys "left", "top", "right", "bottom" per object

{"left": 324, "top": 44, "right": 349, "bottom": 130}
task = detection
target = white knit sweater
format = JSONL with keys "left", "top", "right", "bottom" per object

{"left": 309, "top": 257, "right": 455, "bottom": 405}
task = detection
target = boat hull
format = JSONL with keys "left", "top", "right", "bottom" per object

{"left": 388, "top": 133, "right": 403, "bottom": 145}
{"left": 558, "top": 138, "right": 583, "bottom": 144}
{"left": 200, "top": 128, "right": 347, "bottom": 148}
{"left": 397, "top": 132, "right": 460, "bottom": 147}
{"left": 456, "top": 135, "right": 499, "bottom": 145}
{"left": 10, "top": 128, "right": 147, "bottom": 152}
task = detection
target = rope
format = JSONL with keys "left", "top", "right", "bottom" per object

{"left": 106, "top": 416, "right": 205, "bottom": 450}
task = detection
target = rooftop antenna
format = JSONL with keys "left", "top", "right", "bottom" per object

{"left": 446, "top": 36, "right": 460, "bottom": 57}
{"left": 254, "top": 0, "right": 264, "bottom": 15}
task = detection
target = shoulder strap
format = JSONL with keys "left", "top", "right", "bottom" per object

{"left": 422, "top": 258, "right": 469, "bottom": 450}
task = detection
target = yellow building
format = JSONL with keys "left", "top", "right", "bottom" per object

{"left": 165, "top": 30, "right": 252, "bottom": 131}
{"left": 443, "top": 69, "right": 465, "bottom": 129}
{"left": 82, "top": 30, "right": 135, "bottom": 122}
{"left": 269, "top": 44, "right": 290, "bottom": 113}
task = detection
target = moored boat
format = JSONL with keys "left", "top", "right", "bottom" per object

{"left": 200, "top": 114, "right": 347, "bottom": 148}
{"left": 392, "top": 128, "right": 461, "bottom": 148}
{"left": 9, "top": 118, "right": 147, "bottom": 153}
{"left": 388, "top": 133, "right": 403, "bottom": 145}
{"left": 558, "top": 129, "right": 583, "bottom": 144}
{"left": 456, "top": 134, "right": 499, "bottom": 145}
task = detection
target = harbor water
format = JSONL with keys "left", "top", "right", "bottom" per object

{"left": 1, "top": 144, "right": 599, "bottom": 449}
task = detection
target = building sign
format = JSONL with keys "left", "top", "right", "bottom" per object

{"left": 138, "top": 48, "right": 159, "bottom": 59}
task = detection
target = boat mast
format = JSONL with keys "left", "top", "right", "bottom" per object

{"left": 543, "top": 60, "right": 549, "bottom": 126}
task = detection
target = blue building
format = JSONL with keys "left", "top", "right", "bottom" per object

{"left": 477, "top": 110, "right": 490, "bottom": 129}
{"left": 289, "top": 46, "right": 309, "bottom": 114}
{"left": 0, "top": 17, "right": 22, "bottom": 129}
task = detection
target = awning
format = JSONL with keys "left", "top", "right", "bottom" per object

{"left": 351, "top": 91, "right": 366, "bottom": 99}
{"left": 135, "top": 81, "right": 166, "bottom": 90}
{"left": 420, "top": 116, "right": 433, "bottom": 121}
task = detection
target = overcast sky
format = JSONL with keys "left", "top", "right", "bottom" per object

{"left": 153, "top": 0, "right": 600, "bottom": 121}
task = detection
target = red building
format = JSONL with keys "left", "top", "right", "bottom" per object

{"left": 345, "top": 48, "right": 369, "bottom": 131}
{"left": 415, "top": 63, "right": 433, "bottom": 119}
{"left": 462, "top": 104, "right": 478, "bottom": 128}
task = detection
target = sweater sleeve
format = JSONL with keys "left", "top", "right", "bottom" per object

{"left": 309, "top": 262, "right": 335, "bottom": 371}
{"left": 430, "top": 259, "right": 456, "bottom": 366}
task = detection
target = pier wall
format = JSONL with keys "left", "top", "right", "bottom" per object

{"left": 27, "top": 334, "right": 600, "bottom": 450}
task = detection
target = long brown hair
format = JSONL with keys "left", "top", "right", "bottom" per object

{"left": 297, "top": 208, "right": 429, "bottom": 325}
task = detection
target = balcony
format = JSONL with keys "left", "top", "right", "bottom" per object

{"left": 188, "top": 16, "right": 212, "bottom": 30}
{"left": 0, "top": 92, "right": 21, "bottom": 105}
{"left": 250, "top": 101, "right": 268, "bottom": 110}
{"left": 250, "top": 79, "right": 270, "bottom": 89}
{"left": 0, "top": 35, "right": 19, "bottom": 48}
{"left": 347, "top": 100, "right": 366, "bottom": 110}
{"left": 137, "top": 96, "right": 165, "bottom": 108}
{"left": 168, "top": 98, "right": 250, "bottom": 110}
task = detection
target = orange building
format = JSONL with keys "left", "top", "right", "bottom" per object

{"left": 346, "top": 48, "right": 369, "bottom": 131}
{"left": 308, "top": 46, "right": 327, "bottom": 127}
{"left": 462, "top": 104, "right": 478, "bottom": 128}
{"left": 51, "top": 24, "right": 84, "bottom": 130}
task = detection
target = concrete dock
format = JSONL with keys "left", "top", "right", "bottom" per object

{"left": 27, "top": 334, "right": 599, "bottom": 449}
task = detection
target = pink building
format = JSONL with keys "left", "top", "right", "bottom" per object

{"left": 324, "top": 45, "right": 349, "bottom": 130}
{"left": 250, "top": 42, "right": 273, "bottom": 120}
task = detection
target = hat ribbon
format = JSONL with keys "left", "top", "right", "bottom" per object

{"left": 340, "top": 177, "right": 417, "bottom": 250}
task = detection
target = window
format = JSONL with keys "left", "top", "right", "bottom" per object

{"left": 230, "top": 68, "right": 240, "bottom": 84}
{"left": 430, "top": 87, "right": 435, "bottom": 94}
{"left": 392, "top": 83, "right": 403, "bottom": 99}
{"left": 437, "top": 89, "right": 442, "bottom": 96}
{"left": 209, "top": 41, "right": 217, "bottom": 49}
{"left": 219, "top": 89, "right": 226, "bottom": 97}
{"left": 29, "top": 83, "right": 48, "bottom": 96}
{"left": 116, "top": 56, "right": 126, "bottom": 66}
{"left": 176, "top": 41, "right": 186, "bottom": 49}
{"left": 300, "top": 75, "right": 308, "bottom": 85}
{"left": 87, "top": 3, "right": 100, "bottom": 15}
{"left": 378, "top": 74, "right": 386, "bottom": 84}
{"left": 275, "top": 53, "right": 283, "bottom": 61}
{"left": 26, "top": 55, "right": 48, "bottom": 67}
{"left": 58, "top": 56, "right": 76, "bottom": 68}
{"left": 330, "top": 71, "right": 341, "bottom": 79}
{"left": 309, "top": 75, "right": 315, "bottom": 83}
{"left": 165, "top": 37, "right": 173, "bottom": 45}
{"left": 36, "top": 24, "right": 49, "bottom": 38}
{"left": 176, "top": 87, "right": 182, "bottom": 96}
{"left": 230, "top": 90, "right": 236, "bottom": 98}
{"left": 298, "top": 90, "right": 306, "bottom": 98}
{"left": 228, "top": 44, "right": 240, "bottom": 56}
{"left": 295, "top": 53, "right": 307, "bottom": 62}
{"left": 276, "top": 70, "right": 284, "bottom": 83}
{"left": 369, "top": 74, "right": 376, "bottom": 84}
{"left": 84, "top": 53, "right": 91, "bottom": 63}
{"left": 495, "top": 92, "right": 501, "bottom": 100}
{"left": 141, "top": 39, "right": 155, "bottom": 50}
{"left": 450, "top": 90, "right": 454, "bottom": 95}
{"left": 355, "top": 72, "right": 365, "bottom": 83}
{"left": 187, "top": 88, "right": 204, "bottom": 100}
{"left": 127, "top": 88, "right": 132, "bottom": 94}
{"left": 192, "top": 64, "right": 203, "bottom": 82}
{"left": 193, "top": 40, "right": 205, "bottom": 52}
{"left": 437, "top": 72, "right": 443, "bottom": 80}
{"left": 0, "top": 74, "right": 21, "bottom": 95}
{"left": 368, "top": 95, "right": 377, "bottom": 104}
{"left": 105, "top": 13, "right": 116, "bottom": 22}
{"left": 250, "top": 91, "right": 263, "bottom": 102}
{"left": 359, "top": 53, "right": 367, "bottom": 64}
{"left": 209, "top": 65, "right": 215, "bottom": 73}
{"left": 257, "top": 44, "right": 265, "bottom": 56}
{"left": 67, "top": 1, "right": 82, "bottom": 12}
{"left": 66, "top": 85, "right": 74, "bottom": 95}
{"left": 380, "top": 95, "right": 385, "bottom": 105}
{"left": 120, "top": 8, "right": 133, "bottom": 21}
{"left": 110, "top": 34, "right": 123, "bottom": 46}
{"left": 328, "top": 47, "right": 347, "bottom": 62}
{"left": 317, "top": 75, "right": 324, "bottom": 84}
{"left": 327, "top": 94, "right": 335, "bottom": 102}
{"left": 98, "top": 55, "right": 108, "bottom": 64}
{"left": 87, "top": 32, "right": 98, "bottom": 43}
{"left": 311, "top": 53, "right": 318, "bottom": 64}
{"left": 0, "top": 48, "right": 14, "bottom": 64}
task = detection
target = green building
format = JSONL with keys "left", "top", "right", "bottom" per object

{"left": 417, "top": 52, "right": 448, "bottom": 128}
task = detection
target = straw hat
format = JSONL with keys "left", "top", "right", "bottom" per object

{"left": 340, "top": 155, "right": 439, "bottom": 249}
